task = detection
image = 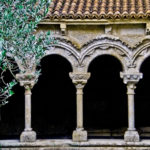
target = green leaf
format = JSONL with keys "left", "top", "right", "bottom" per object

{"left": 9, "top": 81, "right": 16, "bottom": 88}
{"left": 0, "top": 0, "right": 53, "bottom": 106}
{"left": 19, "top": 5, "right": 23, "bottom": 9}
{"left": 2, "top": 63, "right": 7, "bottom": 71}
{"left": 2, "top": 50, "right": 6, "bottom": 57}
{"left": 9, "top": 90, "right": 14, "bottom": 96}
{"left": 47, "top": 31, "right": 51, "bottom": 35}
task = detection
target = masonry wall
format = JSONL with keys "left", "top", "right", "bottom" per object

{"left": 37, "top": 23, "right": 146, "bottom": 49}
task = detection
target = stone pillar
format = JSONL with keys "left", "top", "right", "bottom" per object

{"left": 69, "top": 72, "right": 90, "bottom": 142}
{"left": 120, "top": 72, "right": 143, "bottom": 142}
{"left": 16, "top": 73, "right": 36, "bottom": 142}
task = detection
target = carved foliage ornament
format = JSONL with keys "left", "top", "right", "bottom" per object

{"left": 16, "top": 73, "right": 36, "bottom": 89}
{"left": 120, "top": 72, "right": 143, "bottom": 84}
{"left": 80, "top": 36, "right": 131, "bottom": 69}
{"left": 69, "top": 72, "right": 91, "bottom": 88}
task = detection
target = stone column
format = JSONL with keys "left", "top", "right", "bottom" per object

{"left": 69, "top": 72, "right": 90, "bottom": 142}
{"left": 120, "top": 72, "right": 143, "bottom": 142}
{"left": 16, "top": 73, "right": 36, "bottom": 142}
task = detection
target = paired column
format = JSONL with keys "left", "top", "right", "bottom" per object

{"left": 16, "top": 73, "right": 36, "bottom": 142}
{"left": 69, "top": 72, "right": 90, "bottom": 142}
{"left": 120, "top": 72, "right": 143, "bottom": 142}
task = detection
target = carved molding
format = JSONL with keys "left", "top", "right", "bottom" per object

{"left": 44, "top": 37, "right": 80, "bottom": 70}
{"left": 15, "top": 35, "right": 150, "bottom": 79}
{"left": 69, "top": 72, "right": 91, "bottom": 88}
{"left": 80, "top": 35, "right": 131, "bottom": 70}
{"left": 120, "top": 72, "right": 143, "bottom": 84}
{"left": 81, "top": 35, "right": 131, "bottom": 50}
{"left": 131, "top": 36, "right": 150, "bottom": 69}
{"left": 127, "top": 83, "right": 136, "bottom": 95}
{"left": 16, "top": 73, "right": 36, "bottom": 88}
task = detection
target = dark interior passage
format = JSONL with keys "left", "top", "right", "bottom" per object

{"left": 135, "top": 57, "right": 150, "bottom": 138}
{"left": 32, "top": 55, "right": 76, "bottom": 139}
{"left": 0, "top": 83, "right": 24, "bottom": 139}
{"left": 84, "top": 55, "right": 127, "bottom": 138}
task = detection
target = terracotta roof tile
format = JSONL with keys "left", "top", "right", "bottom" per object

{"left": 47, "top": 0, "right": 150, "bottom": 19}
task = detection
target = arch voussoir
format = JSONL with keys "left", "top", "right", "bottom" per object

{"left": 132, "top": 37, "right": 150, "bottom": 71}
{"left": 43, "top": 37, "right": 80, "bottom": 72}
{"left": 80, "top": 35, "right": 132, "bottom": 72}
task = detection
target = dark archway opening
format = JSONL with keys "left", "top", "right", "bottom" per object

{"left": 84, "top": 55, "right": 127, "bottom": 139}
{"left": 135, "top": 57, "right": 150, "bottom": 138}
{"left": 0, "top": 64, "right": 24, "bottom": 139}
{"left": 0, "top": 85, "right": 24, "bottom": 139}
{"left": 32, "top": 55, "right": 76, "bottom": 139}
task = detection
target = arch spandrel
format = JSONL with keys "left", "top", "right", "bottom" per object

{"left": 43, "top": 37, "right": 80, "bottom": 72}
{"left": 131, "top": 36, "right": 150, "bottom": 71}
{"left": 37, "top": 36, "right": 139, "bottom": 74}
{"left": 79, "top": 35, "right": 132, "bottom": 72}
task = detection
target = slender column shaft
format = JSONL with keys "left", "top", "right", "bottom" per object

{"left": 120, "top": 72, "right": 142, "bottom": 142}
{"left": 76, "top": 88, "right": 83, "bottom": 129}
{"left": 127, "top": 83, "right": 135, "bottom": 131}
{"left": 16, "top": 73, "right": 36, "bottom": 142}
{"left": 24, "top": 87, "right": 32, "bottom": 131}
{"left": 69, "top": 72, "right": 90, "bottom": 142}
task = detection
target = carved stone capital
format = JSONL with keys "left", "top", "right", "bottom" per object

{"left": 16, "top": 73, "right": 36, "bottom": 89}
{"left": 127, "top": 83, "right": 136, "bottom": 95}
{"left": 69, "top": 72, "right": 91, "bottom": 89}
{"left": 120, "top": 72, "right": 143, "bottom": 84}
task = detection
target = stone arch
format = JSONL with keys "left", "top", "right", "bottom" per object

{"left": 135, "top": 55, "right": 150, "bottom": 138}
{"left": 85, "top": 53, "right": 125, "bottom": 72}
{"left": 80, "top": 35, "right": 131, "bottom": 72}
{"left": 132, "top": 37, "right": 150, "bottom": 71}
{"left": 43, "top": 38, "right": 80, "bottom": 72}
{"left": 32, "top": 54, "right": 76, "bottom": 138}
{"left": 83, "top": 55, "right": 127, "bottom": 136}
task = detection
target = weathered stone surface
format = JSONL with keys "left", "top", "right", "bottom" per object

{"left": 1, "top": 139, "right": 150, "bottom": 149}
{"left": 72, "top": 130, "right": 87, "bottom": 142}
{"left": 2, "top": 148, "right": 150, "bottom": 150}
{"left": 3, "top": 10, "right": 150, "bottom": 149}
{"left": 124, "top": 130, "right": 140, "bottom": 142}
{"left": 20, "top": 131, "right": 36, "bottom": 142}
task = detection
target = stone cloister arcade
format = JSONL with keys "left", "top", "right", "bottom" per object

{"left": 1, "top": 35, "right": 150, "bottom": 144}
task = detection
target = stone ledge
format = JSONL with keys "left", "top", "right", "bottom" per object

{"left": 1, "top": 139, "right": 150, "bottom": 148}
{"left": 1, "top": 147, "right": 150, "bottom": 150}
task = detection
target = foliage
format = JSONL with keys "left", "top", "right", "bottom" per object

{"left": 0, "top": 0, "right": 55, "bottom": 106}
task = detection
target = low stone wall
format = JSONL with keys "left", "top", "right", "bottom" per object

{"left": 1, "top": 147, "right": 150, "bottom": 150}
{"left": 1, "top": 139, "right": 150, "bottom": 150}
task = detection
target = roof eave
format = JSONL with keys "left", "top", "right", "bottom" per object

{"left": 40, "top": 18, "right": 150, "bottom": 25}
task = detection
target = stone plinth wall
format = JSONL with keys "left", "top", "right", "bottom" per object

{"left": 1, "top": 139, "right": 150, "bottom": 150}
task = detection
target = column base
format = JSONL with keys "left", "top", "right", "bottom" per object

{"left": 20, "top": 130, "right": 36, "bottom": 142}
{"left": 72, "top": 129, "right": 87, "bottom": 142}
{"left": 124, "top": 130, "right": 140, "bottom": 142}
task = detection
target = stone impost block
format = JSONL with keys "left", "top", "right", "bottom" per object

{"left": 20, "top": 131, "right": 36, "bottom": 142}
{"left": 16, "top": 73, "right": 36, "bottom": 88}
{"left": 69, "top": 72, "right": 91, "bottom": 87}
{"left": 120, "top": 72, "right": 143, "bottom": 84}
{"left": 124, "top": 130, "right": 140, "bottom": 142}
{"left": 72, "top": 130, "right": 87, "bottom": 142}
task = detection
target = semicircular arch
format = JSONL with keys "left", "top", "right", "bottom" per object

{"left": 133, "top": 38, "right": 150, "bottom": 71}
{"left": 80, "top": 36, "right": 131, "bottom": 72}
{"left": 43, "top": 38, "right": 80, "bottom": 72}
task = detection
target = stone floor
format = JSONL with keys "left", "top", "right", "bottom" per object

{"left": 1, "top": 139, "right": 150, "bottom": 150}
